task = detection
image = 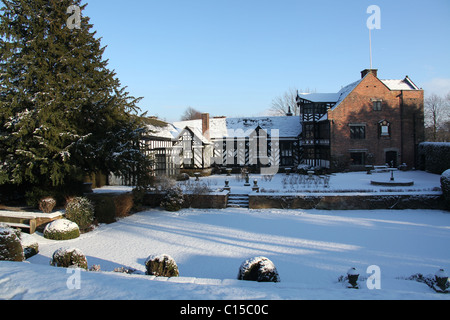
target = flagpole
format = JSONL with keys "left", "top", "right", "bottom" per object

{"left": 369, "top": 28, "right": 373, "bottom": 69}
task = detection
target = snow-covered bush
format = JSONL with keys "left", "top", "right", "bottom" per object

{"left": 65, "top": 197, "right": 94, "bottom": 231}
{"left": 39, "top": 197, "right": 56, "bottom": 213}
{"left": 160, "top": 186, "right": 184, "bottom": 212}
{"left": 441, "top": 169, "right": 450, "bottom": 208}
{"left": 0, "top": 224, "right": 24, "bottom": 262}
{"left": 20, "top": 233, "right": 39, "bottom": 259}
{"left": 44, "top": 219, "right": 80, "bottom": 240}
{"left": 50, "top": 247, "right": 88, "bottom": 270}
{"left": 237, "top": 257, "right": 280, "bottom": 283}
{"left": 145, "top": 254, "right": 179, "bottom": 277}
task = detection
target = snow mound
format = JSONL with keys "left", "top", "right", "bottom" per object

{"left": 237, "top": 256, "right": 280, "bottom": 283}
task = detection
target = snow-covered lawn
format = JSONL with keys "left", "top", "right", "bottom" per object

{"left": 1, "top": 206, "right": 450, "bottom": 300}
{"left": 95, "top": 170, "right": 443, "bottom": 195}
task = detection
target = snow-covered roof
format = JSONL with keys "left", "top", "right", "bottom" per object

{"left": 297, "top": 73, "right": 421, "bottom": 113}
{"left": 225, "top": 116, "right": 302, "bottom": 138}
{"left": 174, "top": 116, "right": 302, "bottom": 140}
{"left": 146, "top": 123, "right": 178, "bottom": 140}
{"left": 381, "top": 77, "right": 420, "bottom": 91}
{"left": 297, "top": 80, "right": 362, "bottom": 112}
{"left": 297, "top": 93, "right": 340, "bottom": 103}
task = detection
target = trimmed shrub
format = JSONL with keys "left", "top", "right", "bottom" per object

{"left": 160, "top": 186, "right": 184, "bottom": 212}
{"left": 20, "top": 233, "right": 39, "bottom": 259}
{"left": 65, "top": 197, "right": 95, "bottom": 231}
{"left": 0, "top": 225, "right": 24, "bottom": 262}
{"left": 418, "top": 142, "right": 450, "bottom": 174}
{"left": 50, "top": 247, "right": 88, "bottom": 270}
{"left": 92, "top": 195, "right": 116, "bottom": 224}
{"left": 44, "top": 219, "right": 80, "bottom": 240}
{"left": 145, "top": 254, "right": 179, "bottom": 277}
{"left": 114, "top": 193, "right": 134, "bottom": 218}
{"left": 39, "top": 197, "right": 56, "bottom": 213}
{"left": 237, "top": 257, "right": 280, "bottom": 283}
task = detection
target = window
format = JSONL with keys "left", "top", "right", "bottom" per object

{"left": 281, "top": 143, "right": 294, "bottom": 165}
{"left": 379, "top": 120, "right": 390, "bottom": 137}
{"left": 350, "top": 152, "right": 365, "bottom": 165}
{"left": 350, "top": 125, "right": 366, "bottom": 139}
{"left": 373, "top": 100, "right": 382, "bottom": 111}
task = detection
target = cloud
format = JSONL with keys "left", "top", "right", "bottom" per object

{"left": 422, "top": 78, "right": 450, "bottom": 96}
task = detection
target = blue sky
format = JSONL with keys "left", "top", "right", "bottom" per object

{"left": 83, "top": 0, "right": 450, "bottom": 122}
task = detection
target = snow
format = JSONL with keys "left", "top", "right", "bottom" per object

{"left": 381, "top": 78, "right": 419, "bottom": 91}
{"left": 174, "top": 116, "right": 302, "bottom": 140}
{"left": 191, "top": 170, "right": 442, "bottom": 195}
{"left": 44, "top": 219, "right": 79, "bottom": 234}
{"left": 1, "top": 204, "right": 449, "bottom": 300}
{"left": 0, "top": 171, "right": 448, "bottom": 300}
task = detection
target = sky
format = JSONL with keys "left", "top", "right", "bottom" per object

{"left": 83, "top": 0, "right": 450, "bottom": 122}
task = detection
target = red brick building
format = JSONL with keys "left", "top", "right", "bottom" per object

{"left": 297, "top": 69, "right": 424, "bottom": 171}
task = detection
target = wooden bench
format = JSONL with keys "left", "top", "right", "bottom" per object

{"left": 0, "top": 213, "right": 37, "bottom": 234}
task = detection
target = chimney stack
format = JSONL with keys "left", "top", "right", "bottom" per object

{"left": 201, "top": 113, "right": 210, "bottom": 141}
{"left": 361, "top": 69, "right": 378, "bottom": 79}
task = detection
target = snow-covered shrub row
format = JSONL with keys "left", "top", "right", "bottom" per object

{"left": 418, "top": 142, "right": 450, "bottom": 174}
{"left": 44, "top": 219, "right": 80, "bottom": 240}
{"left": 145, "top": 254, "right": 179, "bottom": 277}
{"left": 237, "top": 257, "right": 280, "bottom": 283}
{"left": 0, "top": 224, "right": 24, "bottom": 262}
{"left": 65, "top": 197, "right": 94, "bottom": 231}
{"left": 50, "top": 247, "right": 88, "bottom": 270}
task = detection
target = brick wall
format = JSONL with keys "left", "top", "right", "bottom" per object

{"left": 327, "top": 73, "right": 424, "bottom": 170}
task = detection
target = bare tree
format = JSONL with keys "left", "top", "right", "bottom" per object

{"left": 180, "top": 107, "right": 202, "bottom": 121}
{"left": 425, "top": 93, "right": 450, "bottom": 141}
{"left": 268, "top": 88, "right": 316, "bottom": 116}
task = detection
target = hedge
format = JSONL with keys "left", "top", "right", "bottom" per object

{"left": 418, "top": 142, "right": 450, "bottom": 174}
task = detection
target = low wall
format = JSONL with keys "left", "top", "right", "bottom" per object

{"left": 143, "top": 191, "right": 229, "bottom": 209}
{"left": 249, "top": 192, "right": 446, "bottom": 210}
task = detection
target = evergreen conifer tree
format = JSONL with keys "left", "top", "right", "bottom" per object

{"left": 0, "top": 0, "right": 151, "bottom": 199}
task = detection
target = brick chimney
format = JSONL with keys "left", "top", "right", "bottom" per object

{"left": 201, "top": 113, "right": 210, "bottom": 141}
{"left": 361, "top": 69, "right": 378, "bottom": 79}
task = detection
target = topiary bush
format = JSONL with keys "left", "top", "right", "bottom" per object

{"left": 44, "top": 219, "right": 80, "bottom": 240}
{"left": 0, "top": 224, "right": 24, "bottom": 262}
{"left": 145, "top": 254, "right": 179, "bottom": 277}
{"left": 237, "top": 257, "right": 280, "bottom": 283}
{"left": 20, "top": 233, "right": 39, "bottom": 259}
{"left": 65, "top": 197, "right": 95, "bottom": 231}
{"left": 39, "top": 197, "right": 56, "bottom": 213}
{"left": 50, "top": 247, "right": 88, "bottom": 270}
{"left": 160, "top": 186, "right": 184, "bottom": 212}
